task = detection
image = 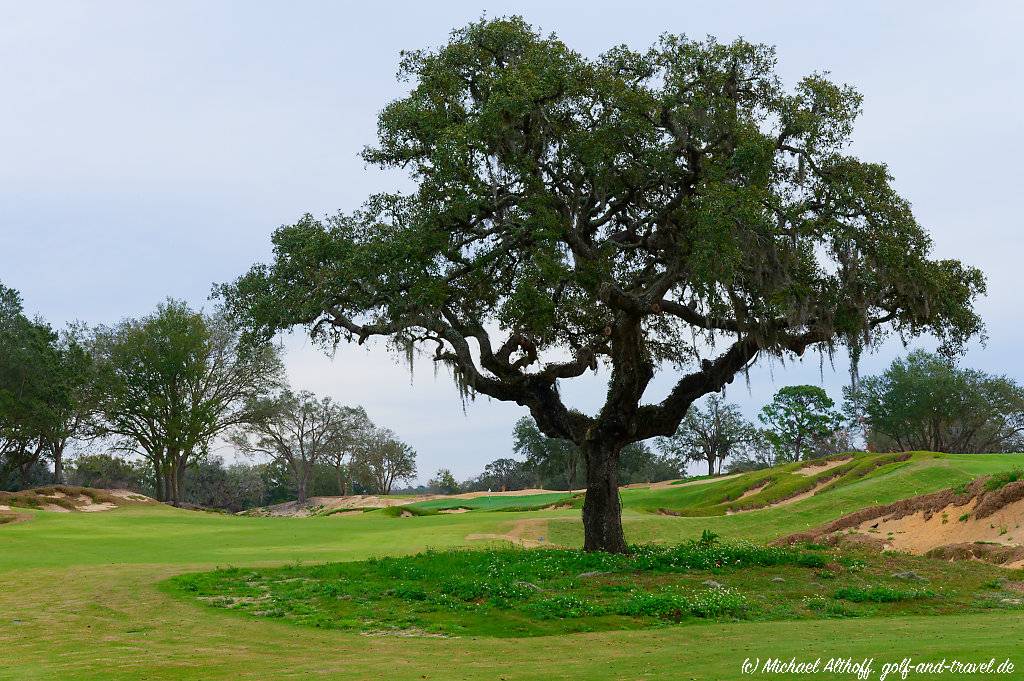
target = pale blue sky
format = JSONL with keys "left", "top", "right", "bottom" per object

{"left": 1, "top": 2, "right": 1021, "bottom": 480}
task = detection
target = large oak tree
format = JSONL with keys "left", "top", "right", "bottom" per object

{"left": 93, "top": 301, "right": 283, "bottom": 504}
{"left": 222, "top": 18, "right": 984, "bottom": 552}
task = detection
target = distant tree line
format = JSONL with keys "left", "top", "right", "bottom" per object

{"left": 61, "top": 453, "right": 411, "bottom": 512}
{"left": 3, "top": 279, "right": 1021, "bottom": 507}
{"left": 0, "top": 281, "right": 416, "bottom": 503}
{"left": 658, "top": 352, "right": 1024, "bottom": 475}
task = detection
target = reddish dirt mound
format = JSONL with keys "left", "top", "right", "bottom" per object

{"left": 779, "top": 478, "right": 1024, "bottom": 567}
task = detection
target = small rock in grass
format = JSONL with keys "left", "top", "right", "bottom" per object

{"left": 577, "top": 571, "right": 610, "bottom": 579}
{"left": 771, "top": 577, "right": 785, "bottom": 583}
{"left": 999, "top": 598, "right": 1023, "bottom": 605}
{"left": 515, "top": 580, "right": 544, "bottom": 591}
{"left": 702, "top": 579, "right": 723, "bottom": 589}
{"left": 891, "top": 571, "right": 928, "bottom": 582}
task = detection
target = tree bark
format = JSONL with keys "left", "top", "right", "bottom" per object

{"left": 334, "top": 463, "right": 345, "bottom": 497}
{"left": 296, "top": 465, "right": 309, "bottom": 504}
{"left": 153, "top": 464, "right": 164, "bottom": 502}
{"left": 581, "top": 441, "right": 628, "bottom": 554}
{"left": 170, "top": 465, "right": 180, "bottom": 506}
{"left": 52, "top": 442, "right": 65, "bottom": 484}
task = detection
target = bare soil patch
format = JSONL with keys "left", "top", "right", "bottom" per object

{"left": 726, "top": 477, "right": 836, "bottom": 515}
{"left": 465, "top": 518, "right": 552, "bottom": 547}
{"left": 0, "top": 486, "right": 153, "bottom": 513}
{"left": 735, "top": 481, "right": 769, "bottom": 501}
{"left": 794, "top": 457, "right": 853, "bottom": 476}
{"left": 779, "top": 478, "right": 1024, "bottom": 567}
{"left": 668, "top": 474, "right": 741, "bottom": 489}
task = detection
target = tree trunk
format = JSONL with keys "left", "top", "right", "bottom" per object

{"left": 334, "top": 463, "right": 345, "bottom": 497}
{"left": 581, "top": 441, "right": 627, "bottom": 554}
{"left": 296, "top": 466, "right": 309, "bottom": 504}
{"left": 52, "top": 442, "right": 65, "bottom": 484}
{"left": 706, "top": 456, "right": 715, "bottom": 477}
{"left": 153, "top": 463, "right": 164, "bottom": 502}
{"left": 170, "top": 466, "right": 180, "bottom": 506}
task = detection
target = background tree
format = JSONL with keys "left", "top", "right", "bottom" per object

{"left": 66, "top": 453, "right": 149, "bottom": 492}
{"left": 481, "top": 457, "right": 531, "bottom": 491}
{"left": 349, "top": 428, "right": 416, "bottom": 494}
{"left": 724, "top": 430, "right": 778, "bottom": 473}
{"left": 323, "top": 405, "right": 373, "bottom": 496}
{"left": 428, "top": 468, "right": 460, "bottom": 494}
{"left": 656, "top": 395, "right": 754, "bottom": 476}
{"left": 180, "top": 459, "right": 270, "bottom": 512}
{"left": 617, "top": 441, "right": 684, "bottom": 484}
{"left": 512, "top": 416, "right": 581, "bottom": 491}
{"left": 759, "top": 386, "right": 843, "bottom": 462}
{"left": 845, "top": 350, "right": 1024, "bottom": 453}
{"left": 222, "top": 18, "right": 985, "bottom": 552}
{"left": 0, "top": 283, "right": 66, "bottom": 488}
{"left": 231, "top": 390, "right": 359, "bottom": 503}
{"left": 93, "top": 300, "right": 283, "bottom": 503}
{"left": 40, "top": 326, "right": 102, "bottom": 483}
{"left": 512, "top": 416, "right": 681, "bottom": 487}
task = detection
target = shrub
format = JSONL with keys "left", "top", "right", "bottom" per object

{"left": 985, "top": 468, "right": 1024, "bottom": 491}
{"left": 615, "top": 588, "right": 747, "bottom": 620}
{"left": 528, "top": 595, "right": 598, "bottom": 619}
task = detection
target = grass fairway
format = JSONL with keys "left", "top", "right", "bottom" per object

{"left": 3, "top": 452, "right": 1024, "bottom": 680}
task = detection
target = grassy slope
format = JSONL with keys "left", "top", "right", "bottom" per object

{"left": 403, "top": 492, "right": 575, "bottom": 512}
{"left": 553, "top": 452, "right": 1024, "bottom": 546}
{"left": 2, "top": 452, "right": 1024, "bottom": 680}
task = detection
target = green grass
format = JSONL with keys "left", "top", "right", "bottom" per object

{"left": 621, "top": 452, "right": 920, "bottom": 517}
{"left": 558, "top": 451, "right": 1024, "bottom": 547}
{"left": 985, "top": 467, "right": 1024, "bottom": 490}
{"left": 166, "top": 539, "right": 1024, "bottom": 638}
{"left": 405, "top": 492, "right": 575, "bottom": 511}
{"left": 166, "top": 539, "right": 828, "bottom": 637}
{"left": 833, "top": 585, "right": 935, "bottom": 603}
{"left": 3, "top": 451, "right": 1024, "bottom": 680}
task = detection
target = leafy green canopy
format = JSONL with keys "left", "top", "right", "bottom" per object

{"left": 0, "top": 282, "right": 92, "bottom": 486}
{"left": 846, "top": 350, "right": 1024, "bottom": 453}
{"left": 92, "top": 300, "right": 283, "bottom": 502}
{"left": 223, "top": 18, "right": 983, "bottom": 444}
{"left": 759, "top": 385, "right": 843, "bottom": 462}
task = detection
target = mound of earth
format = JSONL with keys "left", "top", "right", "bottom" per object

{"left": 779, "top": 476, "right": 1024, "bottom": 567}
{"left": 0, "top": 486, "right": 154, "bottom": 515}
